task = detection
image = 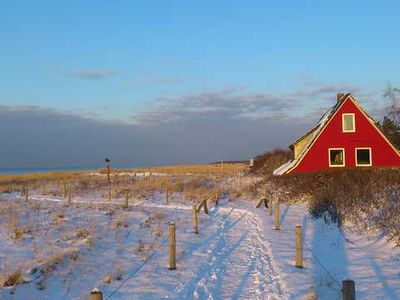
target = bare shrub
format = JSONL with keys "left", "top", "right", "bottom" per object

{"left": 271, "top": 168, "right": 400, "bottom": 243}
{"left": 252, "top": 149, "right": 292, "bottom": 174}
{"left": 112, "top": 214, "right": 129, "bottom": 229}
{"left": 37, "top": 247, "right": 80, "bottom": 276}
{"left": 113, "top": 266, "right": 123, "bottom": 281}
{"left": 54, "top": 211, "right": 65, "bottom": 225}
{"left": 29, "top": 201, "right": 41, "bottom": 210}
{"left": 152, "top": 211, "right": 164, "bottom": 221}
{"left": 1, "top": 266, "right": 24, "bottom": 287}
{"left": 40, "top": 253, "right": 64, "bottom": 275}
{"left": 153, "top": 225, "right": 163, "bottom": 237}
{"left": 136, "top": 239, "right": 145, "bottom": 253}
{"left": 76, "top": 228, "right": 90, "bottom": 238}
{"left": 14, "top": 228, "right": 24, "bottom": 240}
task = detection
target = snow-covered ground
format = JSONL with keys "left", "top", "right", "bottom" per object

{"left": 0, "top": 180, "right": 399, "bottom": 299}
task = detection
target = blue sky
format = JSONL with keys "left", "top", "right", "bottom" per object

{"left": 1, "top": 0, "right": 400, "bottom": 168}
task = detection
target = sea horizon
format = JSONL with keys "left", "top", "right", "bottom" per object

{"left": 0, "top": 166, "right": 99, "bottom": 175}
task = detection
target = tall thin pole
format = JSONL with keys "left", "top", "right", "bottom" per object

{"left": 107, "top": 164, "right": 110, "bottom": 184}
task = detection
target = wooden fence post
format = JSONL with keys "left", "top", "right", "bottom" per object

{"left": 165, "top": 189, "right": 169, "bottom": 205}
{"left": 256, "top": 197, "right": 266, "bottom": 208}
{"left": 193, "top": 204, "right": 199, "bottom": 234}
{"left": 63, "top": 181, "right": 67, "bottom": 198}
{"left": 215, "top": 192, "right": 219, "bottom": 206}
{"left": 89, "top": 288, "right": 103, "bottom": 300}
{"left": 295, "top": 225, "right": 303, "bottom": 268}
{"left": 274, "top": 201, "right": 280, "bottom": 230}
{"left": 269, "top": 198, "right": 273, "bottom": 216}
{"left": 42, "top": 181, "right": 46, "bottom": 194}
{"left": 68, "top": 188, "right": 72, "bottom": 205}
{"left": 203, "top": 199, "right": 208, "bottom": 214}
{"left": 342, "top": 280, "right": 355, "bottom": 300}
{"left": 342, "top": 279, "right": 356, "bottom": 300}
{"left": 168, "top": 222, "right": 176, "bottom": 270}
{"left": 108, "top": 185, "right": 111, "bottom": 202}
{"left": 123, "top": 191, "right": 129, "bottom": 209}
{"left": 20, "top": 185, "right": 24, "bottom": 197}
{"left": 25, "top": 188, "right": 29, "bottom": 202}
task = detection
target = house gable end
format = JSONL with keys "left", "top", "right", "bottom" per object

{"left": 286, "top": 95, "right": 400, "bottom": 173}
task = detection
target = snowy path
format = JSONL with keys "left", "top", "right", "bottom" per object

{"left": 172, "top": 206, "right": 285, "bottom": 300}
{"left": 0, "top": 193, "right": 287, "bottom": 299}
{"left": 1, "top": 192, "right": 399, "bottom": 299}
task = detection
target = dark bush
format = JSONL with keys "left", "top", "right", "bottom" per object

{"left": 252, "top": 149, "right": 292, "bottom": 174}
{"left": 310, "top": 197, "right": 341, "bottom": 225}
{"left": 270, "top": 168, "right": 400, "bottom": 244}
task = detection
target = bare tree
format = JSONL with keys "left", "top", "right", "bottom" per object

{"left": 380, "top": 83, "right": 400, "bottom": 149}
{"left": 383, "top": 82, "right": 400, "bottom": 124}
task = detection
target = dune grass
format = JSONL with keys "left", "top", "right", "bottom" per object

{"left": 129, "top": 162, "right": 248, "bottom": 176}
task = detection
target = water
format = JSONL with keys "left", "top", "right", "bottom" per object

{"left": 0, "top": 166, "right": 97, "bottom": 175}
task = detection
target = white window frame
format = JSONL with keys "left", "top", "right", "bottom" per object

{"left": 342, "top": 113, "right": 356, "bottom": 133}
{"left": 328, "top": 148, "right": 345, "bottom": 167}
{"left": 355, "top": 147, "right": 372, "bottom": 167}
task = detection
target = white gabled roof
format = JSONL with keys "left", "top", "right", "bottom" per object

{"left": 272, "top": 160, "right": 295, "bottom": 175}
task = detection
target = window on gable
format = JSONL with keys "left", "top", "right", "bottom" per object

{"left": 356, "top": 148, "right": 372, "bottom": 166}
{"left": 329, "top": 148, "right": 345, "bottom": 167}
{"left": 342, "top": 113, "right": 355, "bottom": 132}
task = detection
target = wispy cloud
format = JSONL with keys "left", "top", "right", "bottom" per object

{"left": 132, "top": 89, "right": 296, "bottom": 125}
{"left": 52, "top": 66, "right": 118, "bottom": 80}
{"left": 71, "top": 69, "right": 117, "bottom": 80}
{"left": 290, "top": 84, "right": 360, "bottom": 98}
{"left": 132, "top": 83, "right": 371, "bottom": 125}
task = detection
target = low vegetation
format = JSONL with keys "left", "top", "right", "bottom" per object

{"left": 0, "top": 162, "right": 256, "bottom": 292}
{"left": 251, "top": 144, "right": 400, "bottom": 246}
{"left": 251, "top": 149, "right": 291, "bottom": 174}
{"left": 269, "top": 168, "right": 400, "bottom": 245}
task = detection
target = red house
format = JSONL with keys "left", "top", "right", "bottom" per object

{"left": 274, "top": 93, "right": 400, "bottom": 175}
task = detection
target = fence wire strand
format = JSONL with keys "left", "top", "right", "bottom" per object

{"left": 105, "top": 235, "right": 169, "bottom": 299}
{"left": 278, "top": 203, "right": 343, "bottom": 292}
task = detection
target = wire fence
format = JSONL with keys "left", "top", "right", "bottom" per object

{"left": 278, "top": 203, "right": 343, "bottom": 293}
{"left": 4, "top": 185, "right": 346, "bottom": 297}
{"left": 105, "top": 234, "right": 169, "bottom": 299}
{"left": 105, "top": 199, "right": 225, "bottom": 299}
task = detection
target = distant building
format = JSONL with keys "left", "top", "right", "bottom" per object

{"left": 274, "top": 93, "right": 400, "bottom": 175}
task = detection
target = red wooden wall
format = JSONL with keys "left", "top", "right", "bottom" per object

{"left": 291, "top": 97, "right": 400, "bottom": 173}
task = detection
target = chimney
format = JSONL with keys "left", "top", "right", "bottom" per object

{"left": 337, "top": 93, "right": 345, "bottom": 102}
